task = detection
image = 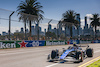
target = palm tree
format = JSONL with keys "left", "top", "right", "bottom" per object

{"left": 90, "top": 14, "right": 100, "bottom": 38}
{"left": 62, "top": 10, "right": 79, "bottom": 38}
{"left": 17, "top": 0, "right": 44, "bottom": 38}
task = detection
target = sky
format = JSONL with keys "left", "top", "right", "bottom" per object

{"left": 0, "top": 0, "right": 99, "bottom": 19}
{"left": 0, "top": 0, "right": 100, "bottom": 33}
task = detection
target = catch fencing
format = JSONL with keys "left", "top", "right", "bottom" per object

{"left": 0, "top": 8, "right": 100, "bottom": 41}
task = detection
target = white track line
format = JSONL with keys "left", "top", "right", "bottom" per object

{"left": 94, "top": 50, "right": 100, "bottom": 53}
{"left": 46, "top": 63, "right": 59, "bottom": 67}
{"left": 0, "top": 47, "right": 63, "bottom": 56}
{"left": 0, "top": 49, "right": 51, "bottom": 56}
{"left": 45, "top": 50, "right": 100, "bottom": 67}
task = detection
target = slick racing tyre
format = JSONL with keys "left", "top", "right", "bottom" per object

{"left": 51, "top": 50, "right": 57, "bottom": 59}
{"left": 76, "top": 52, "right": 80, "bottom": 60}
{"left": 76, "top": 52, "right": 83, "bottom": 62}
{"left": 86, "top": 48, "right": 93, "bottom": 57}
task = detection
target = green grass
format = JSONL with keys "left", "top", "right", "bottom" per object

{"left": 87, "top": 59, "right": 100, "bottom": 67}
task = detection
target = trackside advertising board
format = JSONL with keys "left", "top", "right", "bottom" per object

{"left": 80, "top": 40, "right": 91, "bottom": 44}
{"left": 0, "top": 41, "right": 16, "bottom": 49}
{"left": 80, "top": 40, "right": 100, "bottom": 44}
{"left": 0, "top": 40, "right": 45, "bottom": 49}
{"left": 0, "top": 40, "right": 100, "bottom": 49}
{"left": 46, "top": 41, "right": 65, "bottom": 46}
{"left": 93, "top": 40, "right": 100, "bottom": 43}
{"left": 65, "top": 40, "right": 79, "bottom": 44}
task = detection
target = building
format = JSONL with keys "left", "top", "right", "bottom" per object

{"left": 15, "top": 30, "right": 19, "bottom": 33}
{"left": 20, "top": 27, "right": 24, "bottom": 33}
{"left": 39, "top": 27, "right": 41, "bottom": 33}
{"left": 34, "top": 24, "right": 38, "bottom": 35}
{"left": 31, "top": 26, "right": 35, "bottom": 35}
{"left": 89, "top": 25, "right": 94, "bottom": 36}
{"left": 2, "top": 31, "right": 8, "bottom": 36}
{"left": 31, "top": 24, "right": 44, "bottom": 36}
{"left": 44, "top": 29, "right": 46, "bottom": 35}
{"left": 83, "top": 16, "right": 95, "bottom": 36}
{"left": 48, "top": 24, "right": 52, "bottom": 32}
{"left": 65, "top": 26, "right": 70, "bottom": 36}
{"left": 76, "top": 14, "right": 82, "bottom": 35}
{"left": 26, "top": 29, "right": 29, "bottom": 33}
{"left": 72, "top": 26, "right": 77, "bottom": 37}
{"left": 53, "top": 28, "right": 57, "bottom": 35}
{"left": 58, "top": 21, "right": 62, "bottom": 36}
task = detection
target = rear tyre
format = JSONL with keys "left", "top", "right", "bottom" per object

{"left": 86, "top": 48, "right": 93, "bottom": 57}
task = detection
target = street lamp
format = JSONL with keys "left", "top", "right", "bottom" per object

{"left": 9, "top": 11, "right": 15, "bottom": 40}
{"left": 37, "top": 18, "right": 42, "bottom": 40}
{"left": 48, "top": 19, "right": 52, "bottom": 32}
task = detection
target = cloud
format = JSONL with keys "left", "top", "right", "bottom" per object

{"left": 81, "top": 14, "right": 93, "bottom": 28}
{"left": 86, "top": 13, "right": 92, "bottom": 17}
{"left": 40, "top": 23, "right": 57, "bottom": 31}
{"left": 0, "top": 26, "right": 22, "bottom": 34}
{"left": 80, "top": 19, "right": 84, "bottom": 29}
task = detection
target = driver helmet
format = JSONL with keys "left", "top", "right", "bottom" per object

{"left": 73, "top": 44, "right": 78, "bottom": 47}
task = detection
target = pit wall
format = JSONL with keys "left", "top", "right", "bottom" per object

{"left": 0, "top": 40, "right": 99, "bottom": 49}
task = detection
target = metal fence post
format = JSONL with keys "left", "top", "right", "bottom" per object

{"left": 9, "top": 11, "right": 15, "bottom": 40}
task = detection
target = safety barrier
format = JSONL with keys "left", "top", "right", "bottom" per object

{"left": 92, "top": 40, "right": 100, "bottom": 43}
{"left": 65, "top": 40, "right": 79, "bottom": 44}
{"left": 0, "top": 40, "right": 45, "bottom": 49}
{"left": 46, "top": 41, "right": 65, "bottom": 46}
{"left": 0, "top": 40, "right": 99, "bottom": 49}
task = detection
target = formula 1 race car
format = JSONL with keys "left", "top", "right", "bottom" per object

{"left": 47, "top": 44, "right": 93, "bottom": 63}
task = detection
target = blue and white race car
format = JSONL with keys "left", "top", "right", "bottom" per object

{"left": 47, "top": 44, "right": 93, "bottom": 63}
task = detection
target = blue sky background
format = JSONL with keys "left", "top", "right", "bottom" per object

{"left": 0, "top": 0, "right": 99, "bottom": 20}
{"left": 0, "top": 0, "right": 100, "bottom": 33}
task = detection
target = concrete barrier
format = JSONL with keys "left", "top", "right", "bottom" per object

{"left": 0, "top": 40, "right": 99, "bottom": 49}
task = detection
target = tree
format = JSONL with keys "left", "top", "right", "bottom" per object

{"left": 90, "top": 14, "right": 100, "bottom": 38}
{"left": 46, "top": 32, "right": 56, "bottom": 39}
{"left": 62, "top": 10, "right": 79, "bottom": 38}
{"left": 17, "top": 0, "right": 44, "bottom": 38}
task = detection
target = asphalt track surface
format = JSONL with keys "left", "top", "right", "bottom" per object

{"left": 0, "top": 43, "right": 100, "bottom": 67}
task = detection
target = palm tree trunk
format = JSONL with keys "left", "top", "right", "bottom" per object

{"left": 24, "top": 21, "right": 26, "bottom": 40}
{"left": 70, "top": 26, "right": 72, "bottom": 38}
{"left": 29, "top": 21, "right": 32, "bottom": 37}
{"left": 65, "top": 26, "right": 66, "bottom": 40}
{"left": 77, "top": 27, "right": 79, "bottom": 36}
{"left": 95, "top": 26, "right": 96, "bottom": 38}
{"left": 37, "top": 22, "right": 39, "bottom": 40}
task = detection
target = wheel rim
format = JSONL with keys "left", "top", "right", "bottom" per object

{"left": 81, "top": 51, "right": 83, "bottom": 61}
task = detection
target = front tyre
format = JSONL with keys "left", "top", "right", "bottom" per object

{"left": 51, "top": 50, "right": 57, "bottom": 59}
{"left": 76, "top": 51, "right": 84, "bottom": 62}
{"left": 86, "top": 48, "right": 93, "bottom": 57}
